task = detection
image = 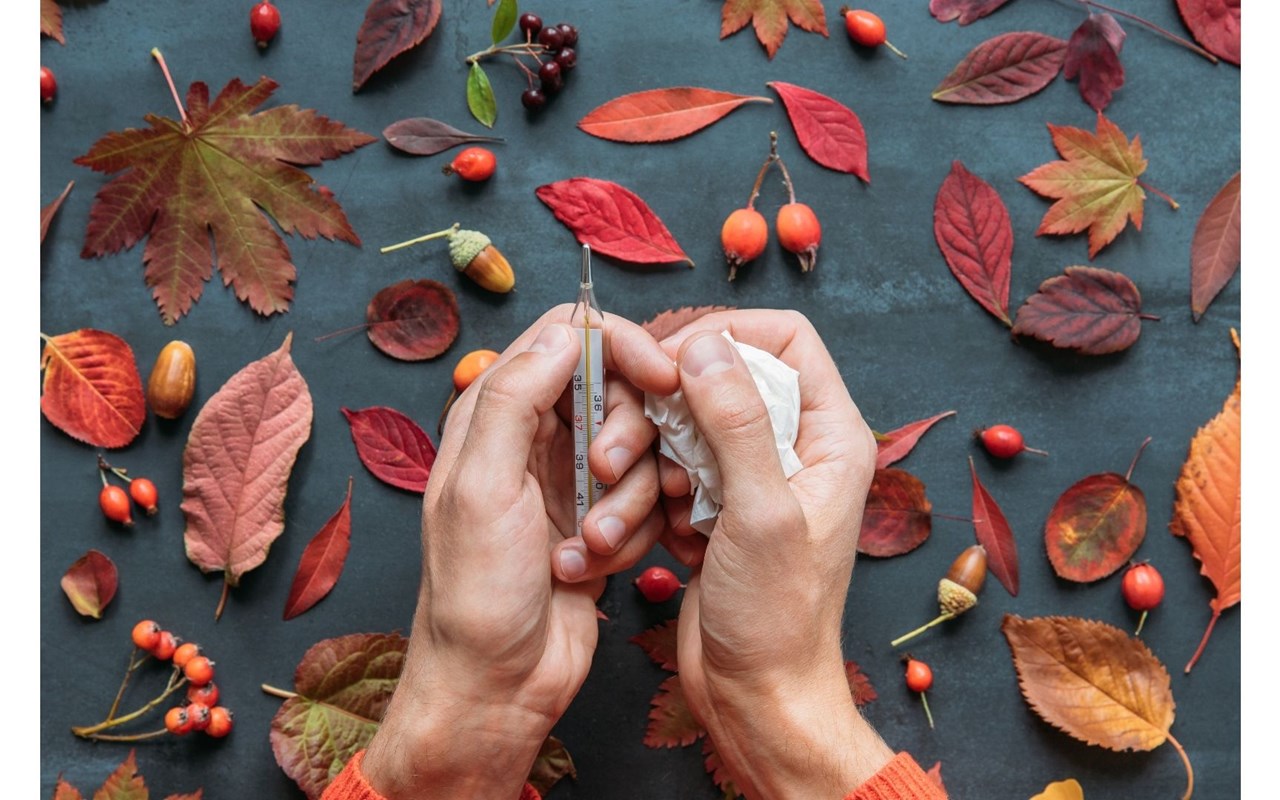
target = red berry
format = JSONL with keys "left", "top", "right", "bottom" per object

{"left": 557, "top": 23, "right": 579, "bottom": 47}
{"left": 537, "top": 26, "right": 564, "bottom": 51}
{"left": 842, "top": 9, "right": 887, "bottom": 47}
{"left": 185, "top": 702, "right": 212, "bottom": 732}
{"left": 721, "top": 207, "right": 769, "bottom": 280}
{"left": 250, "top": 2, "right": 281, "bottom": 47}
{"left": 130, "top": 477, "right": 159, "bottom": 515}
{"left": 978, "top": 424, "right": 1048, "bottom": 459}
{"left": 172, "top": 642, "right": 202, "bottom": 668}
{"left": 183, "top": 655, "right": 216, "bottom": 686}
{"left": 776, "top": 202, "right": 822, "bottom": 272}
{"left": 634, "top": 566, "right": 682, "bottom": 603}
{"left": 205, "top": 706, "right": 235, "bottom": 738}
{"left": 518, "top": 13, "right": 543, "bottom": 39}
{"left": 521, "top": 88, "right": 547, "bottom": 110}
{"left": 554, "top": 47, "right": 577, "bottom": 71}
{"left": 131, "top": 620, "right": 161, "bottom": 651}
{"left": 442, "top": 147, "right": 497, "bottom": 182}
{"left": 1122, "top": 563, "right": 1165, "bottom": 611}
{"left": 100, "top": 485, "right": 133, "bottom": 526}
{"left": 904, "top": 658, "right": 933, "bottom": 692}
{"left": 151, "top": 631, "right": 179, "bottom": 661}
{"left": 41, "top": 66, "right": 57, "bottom": 104}
{"left": 164, "top": 706, "right": 192, "bottom": 736}
{"left": 188, "top": 681, "right": 220, "bottom": 707}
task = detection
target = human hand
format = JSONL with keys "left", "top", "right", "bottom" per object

{"left": 656, "top": 310, "right": 895, "bottom": 799}
{"left": 362, "top": 305, "right": 677, "bottom": 799}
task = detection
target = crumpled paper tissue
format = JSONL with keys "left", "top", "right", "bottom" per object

{"left": 644, "top": 333, "right": 803, "bottom": 535}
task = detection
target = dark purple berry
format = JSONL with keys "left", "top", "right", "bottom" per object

{"left": 538, "top": 60, "right": 562, "bottom": 89}
{"left": 518, "top": 13, "right": 543, "bottom": 39}
{"left": 537, "top": 26, "right": 564, "bottom": 51}
{"left": 557, "top": 24, "right": 578, "bottom": 47}
{"left": 521, "top": 88, "right": 547, "bottom": 110}
{"left": 555, "top": 47, "right": 577, "bottom": 70}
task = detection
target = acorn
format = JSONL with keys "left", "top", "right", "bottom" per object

{"left": 146, "top": 340, "right": 196, "bottom": 419}
{"left": 891, "top": 545, "right": 987, "bottom": 648}
{"left": 379, "top": 223, "right": 514, "bottom": 294}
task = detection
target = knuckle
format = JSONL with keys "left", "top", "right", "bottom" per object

{"left": 709, "top": 394, "right": 771, "bottom": 439}
{"left": 475, "top": 364, "right": 526, "bottom": 411}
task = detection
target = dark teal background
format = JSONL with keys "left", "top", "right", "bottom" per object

{"left": 41, "top": 1, "right": 1240, "bottom": 797}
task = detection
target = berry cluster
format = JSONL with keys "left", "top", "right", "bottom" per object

{"left": 515, "top": 14, "right": 580, "bottom": 110}
{"left": 98, "top": 456, "right": 159, "bottom": 527}
{"left": 720, "top": 132, "right": 822, "bottom": 279}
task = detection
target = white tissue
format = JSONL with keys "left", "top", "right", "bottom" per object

{"left": 644, "top": 333, "right": 803, "bottom": 535}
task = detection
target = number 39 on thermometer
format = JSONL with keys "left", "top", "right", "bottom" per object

{"left": 572, "top": 245, "right": 607, "bottom": 535}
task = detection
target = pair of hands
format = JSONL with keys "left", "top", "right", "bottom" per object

{"left": 362, "top": 308, "right": 893, "bottom": 799}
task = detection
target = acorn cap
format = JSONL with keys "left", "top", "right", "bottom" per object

{"left": 937, "top": 578, "right": 978, "bottom": 617}
{"left": 448, "top": 229, "right": 491, "bottom": 272}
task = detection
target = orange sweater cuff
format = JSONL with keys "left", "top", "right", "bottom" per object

{"left": 843, "top": 752, "right": 947, "bottom": 800}
{"left": 320, "top": 750, "right": 542, "bottom": 800}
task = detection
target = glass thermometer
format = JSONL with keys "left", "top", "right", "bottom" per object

{"left": 571, "top": 245, "right": 607, "bottom": 535}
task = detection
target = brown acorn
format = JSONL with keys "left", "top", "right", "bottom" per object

{"left": 447, "top": 229, "right": 515, "bottom": 293}
{"left": 891, "top": 545, "right": 988, "bottom": 648}
{"left": 146, "top": 340, "right": 196, "bottom": 419}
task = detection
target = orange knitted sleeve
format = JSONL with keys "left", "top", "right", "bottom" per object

{"left": 319, "top": 751, "right": 542, "bottom": 800}
{"left": 842, "top": 752, "right": 947, "bottom": 800}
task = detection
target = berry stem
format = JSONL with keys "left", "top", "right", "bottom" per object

{"left": 260, "top": 683, "right": 300, "bottom": 701}
{"left": 98, "top": 454, "right": 130, "bottom": 482}
{"left": 1075, "top": 0, "right": 1218, "bottom": 64}
{"left": 510, "top": 53, "right": 538, "bottom": 87}
{"left": 380, "top": 223, "right": 461, "bottom": 254}
{"left": 746, "top": 132, "right": 780, "bottom": 210}
{"left": 775, "top": 146, "right": 797, "bottom": 205}
{"left": 214, "top": 578, "right": 231, "bottom": 621}
{"left": 890, "top": 612, "right": 954, "bottom": 648}
{"left": 105, "top": 648, "right": 149, "bottom": 722}
{"left": 149, "top": 48, "right": 189, "bottom": 126}
{"left": 72, "top": 668, "right": 188, "bottom": 738}
{"left": 1184, "top": 607, "right": 1221, "bottom": 673}
{"left": 1134, "top": 609, "right": 1149, "bottom": 636}
{"left": 1137, "top": 179, "right": 1180, "bottom": 210}
{"left": 438, "top": 390, "right": 459, "bottom": 437}
{"left": 1124, "top": 436, "right": 1152, "bottom": 483}
{"left": 1024, "top": 446, "right": 1051, "bottom": 457}
{"left": 465, "top": 42, "right": 547, "bottom": 65}
{"left": 80, "top": 728, "right": 171, "bottom": 742}
{"left": 919, "top": 691, "right": 935, "bottom": 730}
{"left": 1165, "top": 731, "right": 1196, "bottom": 800}
{"left": 883, "top": 39, "right": 908, "bottom": 59}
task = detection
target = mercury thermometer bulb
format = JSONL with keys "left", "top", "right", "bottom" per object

{"left": 570, "top": 245, "right": 607, "bottom": 535}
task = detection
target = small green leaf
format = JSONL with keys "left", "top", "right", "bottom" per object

{"left": 467, "top": 62, "right": 498, "bottom": 128}
{"left": 491, "top": 0, "right": 518, "bottom": 45}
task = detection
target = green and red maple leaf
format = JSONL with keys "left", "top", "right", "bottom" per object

{"left": 76, "top": 77, "right": 374, "bottom": 325}
{"left": 720, "top": 0, "right": 828, "bottom": 59}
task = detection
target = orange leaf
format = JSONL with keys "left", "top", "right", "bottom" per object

{"left": 1190, "top": 171, "right": 1241, "bottom": 322}
{"left": 94, "top": 750, "right": 148, "bottom": 800}
{"left": 644, "top": 675, "right": 705, "bottom": 748}
{"left": 1044, "top": 439, "right": 1149, "bottom": 582}
{"left": 845, "top": 660, "right": 878, "bottom": 706}
{"left": 720, "top": 0, "right": 828, "bottom": 59}
{"left": 925, "top": 762, "right": 946, "bottom": 794}
{"left": 1031, "top": 778, "right": 1084, "bottom": 800}
{"left": 579, "top": 88, "right": 771, "bottom": 143}
{"left": 40, "top": 329, "right": 146, "bottom": 449}
{"left": 54, "top": 777, "right": 83, "bottom": 800}
{"left": 42, "top": 0, "right": 64, "bottom": 43}
{"left": 1171, "top": 333, "right": 1240, "bottom": 673}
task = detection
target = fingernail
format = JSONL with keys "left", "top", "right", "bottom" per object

{"left": 597, "top": 516, "right": 626, "bottom": 551}
{"left": 559, "top": 544, "right": 587, "bottom": 580}
{"left": 530, "top": 324, "right": 572, "bottom": 354}
{"left": 680, "top": 334, "right": 734, "bottom": 378}
{"left": 606, "top": 447, "right": 633, "bottom": 480}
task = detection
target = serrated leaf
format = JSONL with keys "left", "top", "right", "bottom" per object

{"left": 926, "top": 762, "right": 947, "bottom": 793}
{"left": 934, "top": 161, "right": 1013, "bottom": 324}
{"left": 182, "top": 334, "right": 313, "bottom": 617}
{"left": 642, "top": 306, "right": 734, "bottom": 341}
{"left": 1063, "top": 13, "right": 1126, "bottom": 112}
{"left": 1032, "top": 779, "right": 1084, "bottom": 800}
{"left": 491, "top": 0, "right": 518, "bottom": 45}
{"left": 702, "top": 738, "right": 741, "bottom": 799}
{"left": 644, "top": 675, "right": 705, "bottom": 748}
{"left": 857, "top": 468, "right": 932, "bottom": 558}
{"left": 364, "top": 279, "right": 460, "bottom": 361}
{"left": 382, "top": 118, "right": 502, "bottom": 156}
{"left": 353, "top": 0, "right": 443, "bottom": 91}
{"left": 341, "top": 406, "right": 437, "bottom": 493}
{"left": 1190, "top": 171, "right": 1240, "bottom": 321}
{"left": 930, "top": 0, "right": 1017, "bottom": 25}
{"left": 75, "top": 78, "right": 373, "bottom": 324}
{"left": 536, "top": 177, "right": 693, "bottom": 266}
{"left": 970, "top": 458, "right": 1018, "bottom": 596}
{"left": 1176, "top": 0, "right": 1239, "bottom": 65}
{"left": 932, "top": 32, "right": 1067, "bottom": 105}
{"left": 42, "top": 0, "right": 64, "bottom": 43}
{"left": 54, "top": 777, "right": 84, "bottom": 800}
{"left": 578, "top": 88, "right": 771, "bottom": 143}
{"left": 720, "top": 0, "right": 828, "bottom": 59}
{"left": 1013, "top": 266, "right": 1151, "bottom": 355}
{"left": 467, "top": 63, "right": 498, "bottom": 129}
{"left": 875, "top": 410, "right": 956, "bottom": 469}
{"left": 61, "top": 549, "right": 118, "bottom": 619}
{"left": 527, "top": 736, "right": 577, "bottom": 795}
{"left": 40, "top": 329, "right": 146, "bottom": 449}
{"left": 1044, "top": 440, "right": 1148, "bottom": 583}
{"left": 42, "top": 180, "right": 74, "bottom": 244}
{"left": 630, "top": 618, "right": 679, "bottom": 671}
{"left": 845, "top": 660, "right": 878, "bottom": 706}
{"left": 768, "top": 81, "right": 868, "bottom": 182}
{"left": 94, "top": 750, "right": 147, "bottom": 800}
{"left": 283, "top": 478, "right": 354, "bottom": 621}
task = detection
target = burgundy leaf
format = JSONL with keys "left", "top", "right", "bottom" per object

{"left": 641, "top": 305, "right": 734, "bottom": 341}
{"left": 930, "top": 0, "right": 1018, "bottom": 25}
{"left": 283, "top": 478, "right": 354, "bottom": 621}
{"left": 932, "top": 32, "right": 1067, "bottom": 105}
{"left": 382, "top": 118, "right": 502, "bottom": 156}
{"left": 341, "top": 406, "right": 437, "bottom": 493}
{"left": 934, "top": 161, "right": 1013, "bottom": 324}
{"left": 61, "top": 549, "right": 118, "bottom": 619}
{"left": 630, "top": 619, "right": 679, "bottom": 671}
{"left": 876, "top": 410, "right": 957, "bottom": 469}
{"left": 42, "top": 180, "right": 74, "bottom": 244}
{"left": 1013, "top": 266, "right": 1153, "bottom": 355}
{"left": 970, "top": 457, "right": 1019, "bottom": 596}
{"left": 353, "top": 0, "right": 443, "bottom": 91}
{"left": 644, "top": 675, "right": 705, "bottom": 748}
{"left": 1191, "top": 171, "right": 1241, "bottom": 321}
{"left": 365, "top": 279, "right": 460, "bottom": 361}
{"left": 536, "top": 178, "right": 693, "bottom": 266}
{"left": 768, "top": 82, "right": 868, "bottom": 182}
{"left": 845, "top": 660, "right": 878, "bottom": 706}
{"left": 1064, "top": 13, "right": 1126, "bottom": 112}
{"left": 857, "top": 468, "right": 932, "bottom": 557}
{"left": 1176, "top": 0, "right": 1240, "bottom": 65}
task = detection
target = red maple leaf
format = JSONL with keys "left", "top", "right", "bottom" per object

{"left": 720, "top": 0, "right": 828, "bottom": 59}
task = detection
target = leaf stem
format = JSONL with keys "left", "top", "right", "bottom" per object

{"left": 466, "top": 42, "right": 547, "bottom": 66}
{"left": 150, "top": 48, "right": 189, "bottom": 126}
{"left": 1137, "top": 179, "right": 1179, "bottom": 210}
{"left": 1124, "top": 436, "right": 1152, "bottom": 483}
{"left": 891, "top": 613, "right": 954, "bottom": 648}
{"left": 380, "top": 223, "right": 461, "bottom": 254}
{"left": 214, "top": 577, "right": 230, "bottom": 621}
{"left": 72, "top": 668, "right": 187, "bottom": 738}
{"left": 1184, "top": 608, "right": 1221, "bottom": 673}
{"left": 930, "top": 511, "right": 975, "bottom": 524}
{"left": 260, "top": 684, "right": 300, "bottom": 701}
{"left": 1076, "top": 0, "right": 1218, "bottom": 64}
{"left": 1165, "top": 731, "right": 1195, "bottom": 800}
{"left": 746, "top": 132, "right": 780, "bottom": 210}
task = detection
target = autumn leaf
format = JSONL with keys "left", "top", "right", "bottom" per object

{"left": 925, "top": 762, "right": 947, "bottom": 794}
{"left": 1002, "top": 615, "right": 1194, "bottom": 798}
{"left": 42, "top": 180, "right": 74, "bottom": 244}
{"left": 931, "top": 32, "right": 1067, "bottom": 105}
{"left": 1018, "top": 113, "right": 1169, "bottom": 258}
{"left": 970, "top": 457, "right": 1018, "bottom": 596}
{"left": 642, "top": 306, "right": 734, "bottom": 341}
{"left": 1190, "top": 171, "right": 1241, "bottom": 321}
{"left": 1176, "top": 0, "right": 1239, "bottom": 65}
{"left": 382, "top": 118, "right": 502, "bottom": 156}
{"left": 1063, "top": 13, "right": 1126, "bottom": 112}
{"left": 61, "top": 550, "right": 118, "bottom": 619}
{"left": 579, "top": 88, "right": 771, "bottom": 143}
{"left": 930, "top": 0, "right": 1017, "bottom": 25}
{"left": 1045, "top": 438, "right": 1149, "bottom": 582}
{"left": 934, "top": 161, "right": 1013, "bottom": 325}
{"left": 536, "top": 178, "right": 693, "bottom": 266}
{"left": 1013, "top": 266, "right": 1154, "bottom": 355}
{"left": 845, "top": 660, "right": 878, "bottom": 706}
{"left": 1171, "top": 334, "right": 1239, "bottom": 673}
{"left": 857, "top": 468, "right": 932, "bottom": 558}
{"left": 364, "top": 279, "right": 460, "bottom": 361}
{"left": 42, "top": 0, "right": 64, "bottom": 43}
{"left": 95, "top": 750, "right": 148, "bottom": 800}
{"left": 1032, "top": 778, "right": 1084, "bottom": 800}
{"left": 341, "top": 406, "right": 437, "bottom": 493}
{"left": 54, "top": 777, "right": 83, "bottom": 800}
{"left": 76, "top": 76, "right": 374, "bottom": 324}
{"left": 768, "top": 82, "right": 868, "bottom": 182}
{"left": 182, "top": 334, "right": 313, "bottom": 619}
{"left": 40, "top": 329, "right": 146, "bottom": 449}
{"left": 283, "top": 478, "right": 354, "bottom": 621}
{"left": 702, "top": 738, "right": 741, "bottom": 799}
{"left": 720, "top": 0, "right": 828, "bottom": 59}
{"left": 645, "top": 674, "right": 706, "bottom": 748}
{"left": 875, "top": 411, "right": 956, "bottom": 469}
{"left": 527, "top": 736, "right": 577, "bottom": 795}
{"left": 353, "top": 0, "right": 442, "bottom": 91}
{"left": 631, "top": 618, "right": 680, "bottom": 672}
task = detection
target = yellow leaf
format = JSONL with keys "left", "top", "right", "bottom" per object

{"left": 1031, "top": 778, "right": 1084, "bottom": 800}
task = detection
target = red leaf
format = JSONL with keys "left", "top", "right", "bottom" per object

{"left": 353, "top": 0, "right": 443, "bottom": 91}
{"left": 1063, "top": 13, "right": 1126, "bottom": 112}
{"left": 40, "top": 329, "right": 146, "bottom": 449}
{"left": 1013, "top": 266, "right": 1152, "bottom": 355}
{"left": 283, "top": 478, "right": 354, "bottom": 621}
{"left": 642, "top": 305, "right": 734, "bottom": 341}
{"left": 925, "top": 762, "right": 947, "bottom": 793}
{"left": 630, "top": 619, "right": 679, "bottom": 671}
{"left": 1176, "top": 0, "right": 1239, "bottom": 65}
{"left": 42, "top": 180, "right": 74, "bottom": 244}
{"left": 932, "top": 32, "right": 1067, "bottom": 105}
{"left": 382, "top": 118, "right": 502, "bottom": 156}
{"left": 644, "top": 675, "right": 705, "bottom": 748}
{"left": 875, "top": 410, "right": 957, "bottom": 469}
{"left": 845, "top": 660, "right": 878, "bottom": 706}
{"left": 768, "top": 82, "right": 868, "bottom": 182}
{"left": 579, "top": 88, "right": 771, "bottom": 143}
{"left": 54, "top": 777, "right": 83, "bottom": 800}
{"left": 96, "top": 750, "right": 148, "bottom": 799}
{"left": 1045, "top": 440, "right": 1149, "bottom": 582}
{"left": 341, "top": 406, "right": 437, "bottom": 493}
{"left": 930, "top": 0, "right": 1017, "bottom": 25}
{"left": 536, "top": 178, "right": 693, "bottom": 266}
{"left": 934, "top": 161, "right": 1013, "bottom": 325}
{"left": 720, "top": 0, "right": 828, "bottom": 59}
{"left": 1190, "top": 171, "right": 1241, "bottom": 321}
{"left": 857, "top": 468, "right": 932, "bottom": 558}
{"left": 365, "top": 279, "right": 460, "bottom": 361}
{"left": 61, "top": 549, "right": 119, "bottom": 619}
{"left": 970, "top": 457, "right": 1019, "bottom": 596}
{"left": 42, "top": 0, "right": 64, "bottom": 43}
{"left": 702, "top": 738, "right": 741, "bottom": 798}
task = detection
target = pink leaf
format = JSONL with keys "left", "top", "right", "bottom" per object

{"left": 768, "top": 82, "right": 868, "bottom": 182}
{"left": 1063, "top": 13, "right": 1126, "bottom": 112}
